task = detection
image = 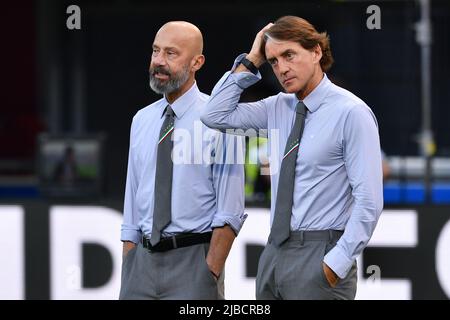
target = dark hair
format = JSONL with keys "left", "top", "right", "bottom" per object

{"left": 262, "top": 16, "right": 334, "bottom": 72}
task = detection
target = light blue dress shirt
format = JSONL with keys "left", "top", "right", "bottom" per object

{"left": 121, "top": 82, "right": 246, "bottom": 244}
{"left": 201, "top": 55, "right": 384, "bottom": 278}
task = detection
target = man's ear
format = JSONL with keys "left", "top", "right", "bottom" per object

{"left": 191, "top": 54, "right": 205, "bottom": 72}
{"left": 312, "top": 44, "right": 323, "bottom": 64}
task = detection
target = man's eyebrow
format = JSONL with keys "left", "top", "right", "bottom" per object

{"left": 280, "top": 49, "right": 293, "bottom": 57}
{"left": 152, "top": 45, "right": 179, "bottom": 51}
{"left": 267, "top": 49, "right": 293, "bottom": 62}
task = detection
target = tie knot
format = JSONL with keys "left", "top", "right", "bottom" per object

{"left": 165, "top": 105, "right": 175, "bottom": 117}
{"left": 296, "top": 102, "right": 307, "bottom": 115}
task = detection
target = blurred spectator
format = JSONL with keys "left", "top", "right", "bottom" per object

{"left": 382, "top": 150, "right": 391, "bottom": 180}
{"left": 246, "top": 137, "right": 271, "bottom": 202}
{"left": 53, "top": 146, "right": 80, "bottom": 186}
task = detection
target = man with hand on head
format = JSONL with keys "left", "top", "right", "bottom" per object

{"left": 119, "top": 21, "right": 246, "bottom": 300}
{"left": 201, "top": 16, "right": 383, "bottom": 300}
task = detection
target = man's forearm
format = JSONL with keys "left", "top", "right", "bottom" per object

{"left": 206, "top": 225, "right": 236, "bottom": 278}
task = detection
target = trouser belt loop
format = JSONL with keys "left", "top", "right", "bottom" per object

{"left": 299, "top": 231, "right": 304, "bottom": 246}
{"left": 172, "top": 236, "right": 177, "bottom": 249}
{"left": 328, "top": 230, "right": 333, "bottom": 244}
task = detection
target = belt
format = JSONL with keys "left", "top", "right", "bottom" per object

{"left": 269, "top": 230, "right": 344, "bottom": 245}
{"left": 289, "top": 230, "right": 343, "bottom": 243}
{"left": 142, "top": 232, "right": 212, "bottom": 252}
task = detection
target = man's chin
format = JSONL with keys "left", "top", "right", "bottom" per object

{"left": 281, "top": 81, "right": 303, "bottom": 94}
{"left": 150, "top": 81, "right": 169, "bottom": 94}
{"left": 283, "top": 86, "right": 299, "bottom": 94}
{"left": 153, "top": 78, "right": 169, "bottom": 86}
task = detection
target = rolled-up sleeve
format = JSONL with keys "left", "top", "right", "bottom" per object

{"left": 200, "top": 54, "right": 269, "bottom": 133}
{"left": 324, "top": 105, "right": 384, "bottom": 278}
{"left": 211, "top": 132, "right": 247, "bottom": 235}
{"left": 121, "top": 116, "right": 142, "bottom": 244}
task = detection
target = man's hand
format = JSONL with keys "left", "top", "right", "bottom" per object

{"left": 234, "top": 23, "right": 274, "bottom": 74}
{"left": 247, "top": 23, "right": 274, "bottom": 67}
{"left": 206, "top": 225, "right": 236, "bottom": 279}
{"left": 322, "top": 262, "right": 340, "bottom": 288}
{"left": 122, "top": 241, "right": 136, "bottom": 259}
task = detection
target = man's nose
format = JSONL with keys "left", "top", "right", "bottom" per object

{"left": 278, "top": 60, "right": 289, "bottom": 75}
{"left": 151, "top": 52, "right": 167, "bottom": 68}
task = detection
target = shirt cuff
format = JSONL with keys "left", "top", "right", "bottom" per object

{"left": 120, "top": 225, "right": 141, "bottom": 244}
{"left": 230, "top": 53, "right": 262, "bottom": 89}
{"left": 323, "top": 245, "right": 354, "bottom": 279}
{"left": 211, "top": 211, "right": 248, "bottom": 236}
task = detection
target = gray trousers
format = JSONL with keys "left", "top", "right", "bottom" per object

{"left": 256, "top": 230, "right": 357, "bottom": 300}
{"left": 119, "top": 242, "right": 224, "bottom": 300}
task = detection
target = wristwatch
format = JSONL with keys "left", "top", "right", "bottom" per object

{"left": 240, "top": 56, "right": 259, "bottom": 75}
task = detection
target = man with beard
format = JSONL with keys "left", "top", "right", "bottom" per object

{"left": 201, "top": 16, "right": 383, "bottom": 299}
{"left": 119, "top": 21, "right": 246, "bottom": 300}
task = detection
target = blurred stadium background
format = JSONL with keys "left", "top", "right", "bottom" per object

{"left": 1, "top": 0, "right": 450, "bottom": 299}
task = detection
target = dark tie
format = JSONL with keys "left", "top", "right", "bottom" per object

{"left": 150, "top": 105, "right": 175, "bottom": 246}
{"left": 269, "top": 102, "right": 307, "bottom": 246}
